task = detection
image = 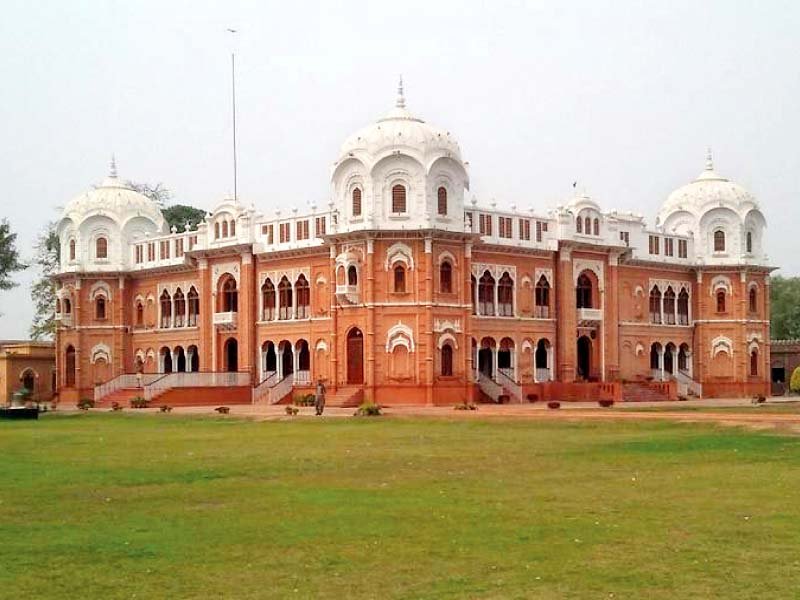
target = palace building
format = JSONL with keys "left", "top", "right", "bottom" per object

{"left": 54, "top": 83, "right": 772, "bottom": 407}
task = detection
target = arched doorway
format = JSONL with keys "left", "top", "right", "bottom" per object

{"left": 535, "top": 339, "right": 551, "bottom": 381}
{"left": 478, "top": 338, "right": 495, "bottom": 379}
{"left": 65, "top": 345, "right": 76, "bottom": 387}
{"left": 261, "top": 341, "right": 277, "bottom": 381}
{"left": 279, "top": 341, "right": 294, "bottom": 378}
{"left": 175, "top": 347, "right": 186, "bottom": 373}
{"left": 347, "top": 328, "right": 364, "bottom": 384}
{"left": 224, "top": 338, "right": 238, "bottom": 372}
{"left": 187, "top": 345, "right": 199, "bottom": 372}
{"left": 664, "top": 343, "right": 676, "bottom": 375}
{"left": 21, "top": 370, "right": 35, "bottom": 394}
{"left": 161, "top": 346, "right": 173, "bottom": 374}
{"left": 577, "top": 335, "right": 591, "bottom": 381}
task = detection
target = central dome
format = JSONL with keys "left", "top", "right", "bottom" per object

{"left": 336, "top": 79, "right": 462, "bottom": 167}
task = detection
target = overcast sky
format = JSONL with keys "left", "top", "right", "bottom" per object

{"left": 1, "top": 0, "right": 798, "bottom": 339}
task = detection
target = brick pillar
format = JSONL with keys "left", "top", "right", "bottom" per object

{"left": 424, "top": 237, "right": 434, "bottom": 405}
{"left": 693, "top": 269, "right": 705, "bottom": 384}
{"left": 328, "top": 244, "right": 339, "bottom": 390}
{"left": 463, "top": 240, "right": 474, "bottom": 403}
{"left": 117, "top": 276, "right": 126, "bottom": 376}
{"left": 198, "top": 258, "right": 212, "bottom": 373}
{"left": 240, "top": 252, "right": 255, "bottom": 376}
{"left": 605, "top": 255, "right": 620, "bottom": 381}
{"left": 556, "top": 248, "right": 575, "bottom": 381}
{"left": 764, "top": 274, "right": 772, "bottom": 390}
{"left": 366, "top": 238, "right": 376, "bottom": 399}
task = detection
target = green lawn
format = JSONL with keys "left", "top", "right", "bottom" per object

{"left": 2, "top": 413, "right": 799, "bottom": 599}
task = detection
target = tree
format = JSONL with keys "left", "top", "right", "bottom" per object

{"left": 129, "top": 181, "right": 171, "bottom": 207}
{"left": 770, "top": 275, "right": 800, "bottom": 340}
{"left": 130, "top": 182, "right": 206, "bottom": 233}
{"left": 30, "top": 223, "right": 60, "bottom": 340}
{"left": 162, "top": 204, "right": 207, "bottom": 233}
{"left": 0, "top": 218, "right": 26, "bottom": 293}
{"left": 791, "top": 366, "right": 800, "bottom": 394}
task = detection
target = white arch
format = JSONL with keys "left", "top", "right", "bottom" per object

{"left": 386, "top": 322, "right": 415, "bottom": 353}
{"left": 437, "top": 332, "right": 459, "bottom": 350}
{"left": 710, "top": 336, "right": 733, "bottom": 358}
{"left": 90, "top": 343, "right": 112, "bottom": 364}
{"left": 385, "top": 242, "right": 415, "bottom": 271}
{"left": 89, "top": 280, "right": 112, "bottom": 301}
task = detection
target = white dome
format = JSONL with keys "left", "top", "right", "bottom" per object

{"left": 658, "top": 153, "right": 759, "bottom": 224}
{"left": 335, "top": 81, "right": 463, "bottom": 169}
{"left": 61, "top": 167, "right": 165, "bottom": 230}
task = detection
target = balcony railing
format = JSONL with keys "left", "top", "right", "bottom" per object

{"left": 213, "top": 311, "right": 238, "bottom": 327}
{"left": 576, "top": 308, "right": 603, "bottom": 322}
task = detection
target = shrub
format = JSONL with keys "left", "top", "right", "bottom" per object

{"left": 677, "top": 395, "right": 689, "bottom": 402}
{"left": 294, "top": 394, "right": 315, "bottom": 407}
{"left": 285, "top": 406, "right": 299, "bottom": 416}
{"left": 547, "top": 401, "right": 560, "bottom": 409}
{"left": 752, "top": 395, "right": 766, "bottom": 405}
{"left": 77, "top": 398, "right": 94, "bottom": 410}
{"left": 159, "top": 405, "right": 172, "bottom": 413}
{"left": 354, "top": 402, "right": 382, "bottom": 417}
{"left": 130, "top": 396, "right": 149, "bottom": 409}
{"left": 598, "top": 399, "right": 614, "bottom": 408}
{"left": 791, "top": 366, "right": 800, "bottom": 393}
{"left": 526, "top": 394, "right": 538, "bottom": 403}
{"left": 454, "top": 402, "right": 478, "bottom": 411}
{"left": 215, "top": 406, "right": 230, "bottom": 415}
{"left": 111, "top": 402, "right": 123, "bottom": 412}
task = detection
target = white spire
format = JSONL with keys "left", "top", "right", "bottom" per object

{"left": 705, "top": 147, "right": 714, "bottom": 171}
{"left": 396, "top": 75, "right": 405, "bottom": 109}
{"left": 110, "top": 154, "right": 118, "bottom": 178}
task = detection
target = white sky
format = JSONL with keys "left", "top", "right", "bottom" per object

{"left": 1, "top": 0, "right": 798, "bottom": 338}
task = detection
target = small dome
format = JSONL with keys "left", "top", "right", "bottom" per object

{"left": 659, "top": 151, "right": 759, "bottom": 223}
{"left": 336, "top": 78, "right": 462, "bottom": 167}
{"left": 61, "top": 159, "right": 165, "bottom": 230}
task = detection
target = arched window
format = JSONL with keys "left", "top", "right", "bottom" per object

{"left": 187, "top": 287, "right": 199, "bottom": 327}
{"left": 750, "top": 349, "right": 759, "bottom": 376}
{"left": 69, "top": 239, "right": 76, "bottom": 261}
{"left": 498, "top": 272, "right": 514, "bottom": 316}
{"left": 714, "top": 230, "right": 725, "bottom": 252}
{"left": 716, "top": 289, "right": 726, "bottom": 313}
{"left": 352, "top": 188, "right": 362, "bottom": 217}
{"left": 746, "top": 231, "right": 753, "bottom": 253}
{"left": 535, "top": 275, "right": 550, "bottom": 318}
{"left": 439, "top": 261, "right": 452, "bottom": 294}
{"left": 222, "top": 221, "right": 229, "bottom": 238}
{"left": 65, "top": 345, "right": 76, "bottom": 387}
{"left": 593, "top": 218, "right": 599, "bottom": 236}
{"left": 135, "top": 301, "right": 144, "bottom": 327}
{"left": 576, "top": 274, "right": 592, "bottom": 309}
{"left": 261, "top": 278, "right": 275, "bottom": 321}
{"left": 663, "top": 286, "right": 676, "bottom": 325}
{"left": 63, "top": 298, "right": 71, "bottom": 314}
{"left": 576, "top": 216, "right": 583, "bottom": 233}
{"left": 173, "top": 288, "right": 186, "bottom": 327}
{"left": 678, "top": 289, "right": 689, "bottom": 325}
{"left": 95, "top": 296, "right": 106, "bottom": 320}
{"left": 678, "top": 344, "right": 689, "bottom": 371}
{"left": 214, "top": 222, "right": 220, "bottom": 239}
{"left": 393, "top": 265, "right": 406, "bottom": 293}
{"left": 479, "top": 271, "right": 495, "bottom": 316}
{"left": 160, "top": 290, "right": 172, "bottom": 328}
{"left": 749, "top": 287, "right": 757, "bottom": 313}
{"left": 437, "top": 187, "right": 447, "bottom": 216}
{"left": 278, "top": 276, "right": 293, "bottom": 320}
{"left": 649, "top": 286, "right": 662, "bottom": 324}
{"left": 584, "top": 216, "right": 591, "bottom": 234}
{"left": 441, "top": 344, "right": 453, "bottom": 376}
{"left": 221, "top": 277, "right": 238, "bottom": 312}
{"left": 96, "top": 237, "right": 108, "bottom": 259}
{"left": 392, "top": 184, "right": 407, "bottom": 213}
{"left": 295, "top": 275, "right": 310, "bottom": 319}
{"left": 230, "top": 220, "right": 236, "bottom": 236}
{"left": 471, "top": 275, "right": 477, "bottom": 315}
{"left": 347, "top": 265, "right": 358, "bottom": 286}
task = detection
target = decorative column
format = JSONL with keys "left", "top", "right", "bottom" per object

{"left": 463, "top": 241, "right": 475, "bottom": 403}
{"left": 240, "top": 252, "right": 255, "bottom": 376}
{"left": 556, "top": 247, "right": 575, "bottom": 381}
{"left": 605, "top": 254, "right": 620, "bottom": 381}
{"left": 424, "top": 237, "right": 434, "bottom": 405}
{"left": 328, "top": 244, "right": 339, "bottom": 390}
{"left": 198, "top": 258, "right": 211, "bottom": 374}
{"left": 659, "top": 347, "right": 665, "bottom": 381}
{"left": 366, "top": 238, "right": 376, "bottom": 400}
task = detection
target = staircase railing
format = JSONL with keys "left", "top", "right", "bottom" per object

{"left": 674, "top": 370, "right": 702, "bottom": 397}
{"left": 496, "top": 369, "right": 523, "bottom": 403}
{"left": 477, "top": 373, "right": 504, "bottom": 403}
{"left": 143, "top": 371, "right": 251, "bottom": 401}
{"left": 252, "top": 372, "right": 278, "bottom": 403}
{"left": 94, "top": 373, "right": 164, "bottom": 402}
{"left": 268, "top": 373, "right": 294, "bottom": 404}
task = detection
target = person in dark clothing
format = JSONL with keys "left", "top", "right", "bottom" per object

{"left": 314, "top": 379, "right": 326, "bottom": 415}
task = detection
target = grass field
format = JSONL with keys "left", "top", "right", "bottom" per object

{"left": 2, "top": 413, "right": 799, "bottom": 599}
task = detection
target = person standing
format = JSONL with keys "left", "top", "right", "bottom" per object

{"left": 314, "top": 379, "right": 326, "bottom": 415}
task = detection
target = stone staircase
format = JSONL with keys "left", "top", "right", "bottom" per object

{"left": 96, "top": 388, "right": 143, "bottom": 408}
{"left": 325, "top": 387, "right": 364, "bottom": 408}
{"left": 621, "top": 381, "right": 671, "bottom": 402}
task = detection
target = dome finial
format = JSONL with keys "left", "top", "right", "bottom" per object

{"left": 705, "top": 147, "right": 714, "bottom": 171}
{"left": 396, "top": 74, "right": 405, "bottom": 109}
{"left": 109, "top": 154, "right": 118, "bottom": 178}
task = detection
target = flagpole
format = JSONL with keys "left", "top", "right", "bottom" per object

{"left": 231, "top": 50, "right": 238, "bottom": 204}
